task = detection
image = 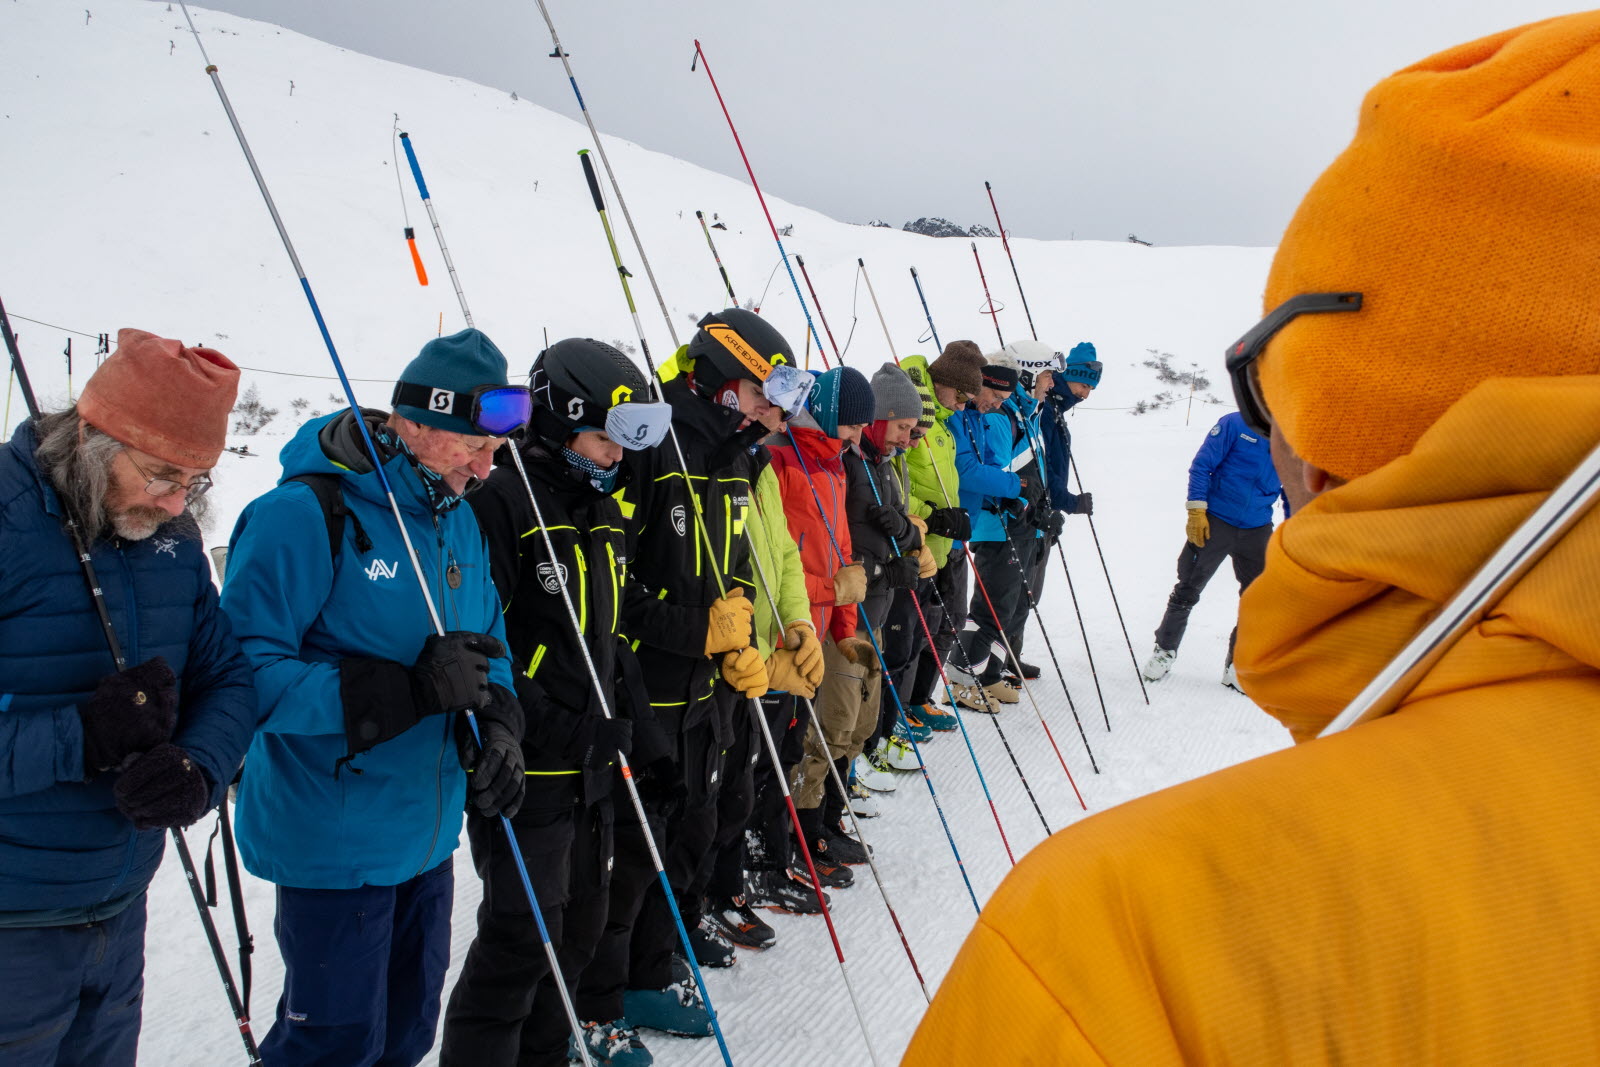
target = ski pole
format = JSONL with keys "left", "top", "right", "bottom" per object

{"left": 740, "top": 499, "right": 932, "bottom": 1004}
{"left": 857, "top": 259, "right": 897, "bottom": 362}
{"left": 695, "top": 210, "right": 739, "bottom": 307}
{"left": 390, "top": 117, "right": 428, "bottom": 286}
{"left": 1068, "top": 447, "right": 1149, "bottom": 703}
{"left": 1016, "top": 413, "right": 1110, "bottom": 730}
{"left": 984, "top": 181, "right": 1038, "bottom": 342}
{"left": 780, "top": 428, "right": 1012, "bottom": 880}
{"left": 396, "top": 128, "right": 735, "bottom": 1067}
{"left": 690, "top": 40, "right": 831, "bottom": 371}
{"left": 174, "top": 11, "right": 593, "bottom": 1062}
{"left": 578, "top": 149, "right": 876, "bottom": 1063}
{"left": 398, "top": 131, "right": 468, "bottom": 324}
{"left": 971, "top": 241, "right": 1005, "bottom": 349}
{"left": 909, "top": 267, "right": 942, "bottom": 353}
{"left": 535, "top": 0, "right": 681, "bottom": 346}
{"left": 2, "top": 293, "right": 263, "bottom": 1066}
{"left": 794, "top": 255, "right": 839, "bottom": 367}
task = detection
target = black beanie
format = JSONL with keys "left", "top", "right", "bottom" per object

{"left": 981, "top": 364, "right": 1018, "bottom": 391}
{"left": 835, "top": 366, "right": 875, "bottom": 427}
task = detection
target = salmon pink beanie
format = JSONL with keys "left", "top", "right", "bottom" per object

{"left": 1261, "top": 13, "right": 1600, "bottom": 482}
{"left": 77, "top": 328, "right": 240, "bottom": 468}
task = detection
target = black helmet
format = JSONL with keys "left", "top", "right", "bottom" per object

{"left": 527, "top": 338, "right": 650, "bottom": 450}
{"left": 686, "top": 308, "right": 795, "bottom": 396}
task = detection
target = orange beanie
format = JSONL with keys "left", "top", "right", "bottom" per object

{"left": 1261, "top": 12, "right": 1600, "bottom": 483}
{"left": 77, "top": 328, "right": 241, "bottom": 468}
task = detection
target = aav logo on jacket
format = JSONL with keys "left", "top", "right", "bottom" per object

{"left": 537, "top": 561, "right": 569, "bottom": 594}
{"left": 672, "top": 505, "right": 687, "bottom": 537}
{"left": 365, "top": 559, "right": 399, "bottom": 581}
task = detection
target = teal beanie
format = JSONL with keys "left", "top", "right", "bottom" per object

{"left": 393, "top": 328, "right": 512, "bottom": 434}
{"left": 1062, "top": 342, "right": 1102, "bottom": 387}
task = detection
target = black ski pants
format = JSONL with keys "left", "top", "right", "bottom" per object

{"left": 712, "top": 693, "right": 800, "bottom": 891}
{"left": 1152, "top": 515, "right": 1272, "bottom": 663}
{"left": 961, "top": 533, "right": 1038, "bottom": 683}
{"left": 440, "top": 795, "right": 614, "bottom": 1067}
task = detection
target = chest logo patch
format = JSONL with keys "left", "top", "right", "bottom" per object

{"left": 671, "top": 504, "right": 687, "bottom": 537}
{"left": 537, "top": 561, "right": 569, "bottom": 594}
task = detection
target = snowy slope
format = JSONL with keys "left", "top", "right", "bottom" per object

{"left": 2, "top": 2, "right": 1291, "bottom": 1064}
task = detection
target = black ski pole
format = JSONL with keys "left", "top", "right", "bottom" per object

{"left": 909, "top": 267, "right": 942, "bottom": 352}
{"left": 1, "top": 293, "right": 261, "bottom": 1065}
{"left": 695, "top": 210, "right": 739, "bottom": 307}
{"left": 984, "top": 181, "right": 1039, "bottom": 342}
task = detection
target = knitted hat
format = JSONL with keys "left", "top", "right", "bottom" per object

{"left": 871, "top": 363, "right": 922, "bottom": 422}
{"left": 928, "top": 340, "right": 985, "bottom": 396}
{"left": 1062, "top": 342, "right": 1102, "bottom": 387}
{"left": 77, "top": 328, "right": 240, "bottom": 468}
{"left": 981, "top": 362, "right": 1018, "bottom": 391}
{"left": 393, "top": 328, "right": 513, "bottom": 435}
{"left": 807, "top": 366, "right": 875, "bottom": 438}
{"left": 1260, "top": 12, "right": 1600, "bottom": 482}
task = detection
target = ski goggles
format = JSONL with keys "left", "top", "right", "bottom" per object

{"left": 762, "top": 364, "right": 814, "bottom": 417}
{"left": 600, "top": 401, "right": 673, "bottom": 451}
{"left": 392, "top": 381, "right": 533, "bottom": 437}
{"left": 1225, "top": 292, "right": 1362, "bottom": 437}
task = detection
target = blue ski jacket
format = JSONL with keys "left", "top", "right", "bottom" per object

{"left": 950, "top": 405, "right": 1025, "bottom": 544}
{"left": 1186, "top": 411, "right": 1287, "bottom": 530}
{"left": 0, "top": 419, "right": 255, "bottom": 921}
{"left": 221, "top": 411, "right": 512, "bottom": 890}
{"left": 1033, "top": 389, "right": 1083, "bottom": 514}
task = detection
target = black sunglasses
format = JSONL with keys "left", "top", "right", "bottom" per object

{"left": 1226, "top": 292, "right": 1362, "bottom": 437}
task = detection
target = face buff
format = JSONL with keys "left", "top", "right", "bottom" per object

{"left": 561, "top": 446, "right": 621, "bottom": 493}
{"left": 375, "top": 424, "right": 467, "bottom": 514}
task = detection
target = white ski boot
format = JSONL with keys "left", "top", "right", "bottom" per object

{"left": 1142, "top": 646, "right": 1177, "bottom": 682}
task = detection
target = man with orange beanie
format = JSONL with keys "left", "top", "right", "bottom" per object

{"left": 0, "top": 329, "right": 256, "bottom": 1065}
{"left": 908, "top": 13, "right": 1600, "bottom": 1064}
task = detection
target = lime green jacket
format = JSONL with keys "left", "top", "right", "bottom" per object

{"left": 901, "top": 354, "right": 961, "bottom": 567}
{"left": 746, "top": 462, "right": 811, "bottom": 657}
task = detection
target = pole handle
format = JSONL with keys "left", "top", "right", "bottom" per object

{"left": 578, "top": 150, "right": 605, "bottom": 212}
{"left": 397, "top": 132, "right": 430, "bottom": 200}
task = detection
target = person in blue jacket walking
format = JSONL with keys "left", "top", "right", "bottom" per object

{"left": 0, "top": 329, "right": 256, "bottom": 1066}
{"left": 1143, "top": 410, "right": 1288, "bottom": 688}
{"left": 221, "top": 329, "right": 529, "bottom": 1067}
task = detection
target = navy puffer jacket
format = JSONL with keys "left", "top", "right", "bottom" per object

{"left": 0, "top": 419, "right": 256, "bottom": 920}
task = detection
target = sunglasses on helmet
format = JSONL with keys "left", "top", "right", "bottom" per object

{"left": 1225, "top": 292, "right": 1362, "bottom": 437}
{"left": 392, "top": 381, "right": 533, "bottom": 437}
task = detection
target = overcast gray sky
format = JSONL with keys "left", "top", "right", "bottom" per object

{"left": 193, "top": 0, "right": 1575, "bottom": 247}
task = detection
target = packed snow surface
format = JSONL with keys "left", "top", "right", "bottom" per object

{"left": 2, "top": 1, "right": 1290, "bottom": 1063}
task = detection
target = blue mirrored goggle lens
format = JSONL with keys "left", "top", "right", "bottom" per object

{"left": 475, "top": 387, "right": 532, "bottom": 436}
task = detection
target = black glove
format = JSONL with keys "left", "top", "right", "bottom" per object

{"left": 924, "top": 506, "right": 972, "bottom": 542}
{"left": 866, "top": 503, "right": 912, "bottom": 542}
{"left": 80, "top": 657, "right": 179, "bottom": 777}
{"left": 1020, "top": 475, "right": 1047, "bottom": 512}
{"left": 1042, "top": 510, "right": 1066, "bottom": 539}
{"left": 342, "top": 631, "right": 506, "bottom": 759}
{"left": 569, "top": 716, "right": 634, "bottom": 770}
{"left": 998, "top": 496, "right": 1027, "bottom": 520}
{"left": 884, "top": 555, "right": 920, "bottom": 590}
{"left": 457, "top": 683, "right": 525, "bottom": 818}
{"left": 113, "top": 742, "right": 213, "bottom": 830}
{"left": 1073, "top": 492, "right": 1094, "bottom": 516}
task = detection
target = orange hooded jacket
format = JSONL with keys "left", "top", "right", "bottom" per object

{"left": 768, "top": 424, "right": 858, "bottom": 644}
{"left": 905, "top": 377, "right": 1600, "bottom": 1064}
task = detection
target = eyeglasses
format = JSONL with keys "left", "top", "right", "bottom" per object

{"left": 125, "top": 451, "right": 213, "bottom": 503}
{"left": 1226, "top": 292, "right": 1362, "bottom": 436}
{"left": 392, "top": 382, "right": 533, "bottom": 437}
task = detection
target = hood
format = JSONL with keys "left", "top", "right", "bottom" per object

{"left": 276, "top": 408, "right": 429, "bottom": 514}
{"left": 1235, "top": 376, "right": 1600, "bottom": 742}
{"left": 784, "top": 423, "right": 846, "bottom": 465}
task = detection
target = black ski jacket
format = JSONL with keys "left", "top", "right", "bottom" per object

{"left": 470, "top": 440, "right": 668, "bottom": 806}
{"left": 617, "top": 376, "right": 764, "bottom": 731}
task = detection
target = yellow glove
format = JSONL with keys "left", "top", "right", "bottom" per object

{"left": 705, "top": 588, "right": 754, "bottom": 655}
{"left": 836, "top": 635, "right": 879, "bottom": 674}
{"left": 915, "top": 545, "right": 937, "bottom": 579}
{"left": 906, "top": 513, "right": 929, "bottom": 547}
{"left": 764, "top": 648, "right": 815, "bottom": 699}
{"left": 721, "top": 647, "right": 770, "bottom": 699}
{"left": 784, "top": 621, "right": 826, "bottom": 690}
{"left": 1185, "top": 506, "right": 1210, "bottom": 548}
{"left": 832, "top": 563, "right": 867, "bottom": 606}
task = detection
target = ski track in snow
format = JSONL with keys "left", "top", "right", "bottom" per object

{"left": 3, "top": 1, "right": 1293, "bottom": 1063}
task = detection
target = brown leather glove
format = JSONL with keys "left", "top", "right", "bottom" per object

{"left": 832, "top": 563, "right": 867, "bottom": 606}
{"left": 765, "top": 649, "right": 816, "bottom": 699}
{"left": 836, "top": 635, "right": 879, "bottom": 673}
{"left": 721, "top": 647, "right": 770, "bottom": 699}
{"left": 705, "top": 588, "right": 754, "bottom": 655}
{"left": 784, "top": 621, "right": 826, "bottom": 690}
{"left": 906, "top": 513, "right": 929, "bottom": 549}
{"left": 915, "top": 545, "right": 937, "bottom": 579}
{"left": 1185, "top": 506, "right": 1210, "bottom": 548}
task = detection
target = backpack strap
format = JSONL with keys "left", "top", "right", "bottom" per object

{"left": 287, "top": 473, "right": 372, "bottom": 564}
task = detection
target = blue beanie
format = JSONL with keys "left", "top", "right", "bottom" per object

{"left": 393, "top": 328, "right": 512, "bottom": 434}
{"left": 1061, "top": 342, "right": 1102, "bottom": 387}
{"left": 807, "top": 366, "right": 875, "bottom": 439}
